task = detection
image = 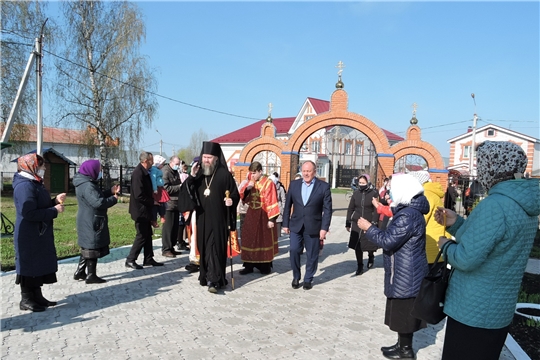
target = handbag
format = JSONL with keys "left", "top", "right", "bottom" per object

{"left": 410, "top": 242, "right": 453, "bottom": 324}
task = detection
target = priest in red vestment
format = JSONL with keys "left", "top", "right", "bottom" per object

{"left": 238, "top": 161, "right": 280, "bottom": 275}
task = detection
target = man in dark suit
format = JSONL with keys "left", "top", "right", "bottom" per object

{"left": 125, "top": 151, "right": 164, "bottom": 269}
{"left": 282, "top": 160, "right": 332, "bottom": 290}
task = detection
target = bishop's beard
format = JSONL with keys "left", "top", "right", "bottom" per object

{"left": 202, "top": 160, "right": 217, "bottom": 176}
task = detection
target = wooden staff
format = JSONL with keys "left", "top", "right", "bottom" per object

{"left": 225, "top": 190, "right": 234, "bottom": 290}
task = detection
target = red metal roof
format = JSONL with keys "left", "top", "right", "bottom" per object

{"left": 383, "top": 129, "right": 403, "bottom": 142}
{"left": 211, "top": 96, "right": 403, "bottom": 143}
{"left": 307, "top": 97, "right": 330, "bottom": 114}
{"left": 211, "top": 117, "right": 295, "bottom": 143}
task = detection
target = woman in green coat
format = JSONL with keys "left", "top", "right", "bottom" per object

{"left": 436, "top": 141, "right": 540, "bottom": 360}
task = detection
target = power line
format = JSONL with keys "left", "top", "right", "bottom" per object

{"left": 41, "top": 49, "right": 260, "bottom": 121}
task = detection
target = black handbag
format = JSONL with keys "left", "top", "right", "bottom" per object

{"left": 411, "top": 243, "right": 453, "bottom": 324}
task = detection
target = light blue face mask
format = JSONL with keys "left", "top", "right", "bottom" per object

{"left": 172, "top": 165, "right": 179, "bottom": 171}
{"left": 97, "top": 171, "right": 103, "bottom": 180}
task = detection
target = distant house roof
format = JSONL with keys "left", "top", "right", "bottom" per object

{"left": 307, "top": 97, "right": 330, "bottom": 114}
{"left": 447, "top": 123, "right": 540, "bottom": 143}
{"left": 11, "top": 148, "right": 77, "bottom": 165}
{"left": 212, "top": 117, "right": 296, "bottom": 143}
{"left": 0, "top": 124, "right": 119, "bottom": 147}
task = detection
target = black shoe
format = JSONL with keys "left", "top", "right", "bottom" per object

{"left": 20, "top": 299, "right": 46, "bottom": 312}
{"left": 143, "top": 259, "right": 164, "bottom": 267}
{"left": 367, "top": 253, "right": 375, "bottom": 269}
{"left": 381, "top": 342, "right": 399, "bottom": 352}
{"left": 355, "top": 266, "right": 364, "bottom": 276}
{"left": 185, "top": 263, "right": 200, "bottom": 273}
{"left": 33, "top": 287, "right": 57, "bottom": 307}
{"left": 86, "top": 274, "right": 107, "bottom": 284}
{"left": 171, "top": 250, "right": 182, "bottom": 255}
{"left": 291, "top": 279, "right": 301, "bottom": 289}
{"left": 239, "top": 267, "right": 254, "bottom": 275}
{"left": 303, "top": 282, "right": 313, "bottom": 290}
{"left": 20, "top": 287, "right": 46, "bottom": 312}
{"left": 208, "top": 283, "right": 218, "bottom": 293}
{"left": 73, "top": 272, "right": 87, "bottom": 281}
{"left": 125, "top": 261, "right": 143, "bottom": 270}
{"left": 178, "top": 241, "right": 190, "bottom": 251}
{"left": 73, "top": 256, "right": 87, "bottom": 280}
{"left": 382, "top": 345, "right": 415, "bottom": 359}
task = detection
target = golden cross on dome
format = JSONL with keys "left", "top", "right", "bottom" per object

{"left": 412, "top": 102, "right": 418, "bottom": 117}
{"left": 336, "top": 61, "right": 345, "bottom": 76}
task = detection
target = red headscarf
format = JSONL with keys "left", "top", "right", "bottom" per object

{"left": 17, "top": 153, "right": 43, "bottom": 181}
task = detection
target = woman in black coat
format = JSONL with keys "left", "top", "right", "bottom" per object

{"left": 346, "top": 174, "right": 379, "bottom": 275}
{"left": 73, "top": 160, "right": 119, "bottom": 284}
{"left": 13, "top": 154, "right": 66, "bottom": 312}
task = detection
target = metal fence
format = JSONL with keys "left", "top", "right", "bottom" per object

{"left": 1, "top": 164, "right": 136, "bottom": 195}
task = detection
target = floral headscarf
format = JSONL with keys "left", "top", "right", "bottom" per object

{"left": 17, "top": 153, "right": 43, "bottom": 181}
{"left": 476, "top": 141, "right": 528, "bottom": 190}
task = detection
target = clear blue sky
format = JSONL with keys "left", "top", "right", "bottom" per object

{"left": 52, "top": 1, "right": 540, "bottom": 159}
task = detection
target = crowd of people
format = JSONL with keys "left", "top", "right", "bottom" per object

{"left": 11, "top": 140, "right": 539, "bottom": 360}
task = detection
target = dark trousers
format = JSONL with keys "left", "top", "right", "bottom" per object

{"left": 127, "top": 219, "right": 154, "bottom": 263}
{"left": 162, "top": 210, "right": 179, "bottom": 253}
{"left": 289, "top": 227, "right": 320, "bottom": 283}
{"left": 442, "top": 316, "right": 509, "bottom": 360}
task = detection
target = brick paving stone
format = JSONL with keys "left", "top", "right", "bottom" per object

{"left": 1, "top": 213, "right": 520, "bottom": 360}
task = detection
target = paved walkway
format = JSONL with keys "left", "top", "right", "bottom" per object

{"left": 1, "top": 216, "right": 517, "bottom": 360}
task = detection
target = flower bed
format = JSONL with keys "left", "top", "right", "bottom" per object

{"left": 508, "top": 272, "right": 540, "bottom": 360}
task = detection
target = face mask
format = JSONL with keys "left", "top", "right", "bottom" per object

{"left": 358, "top": 184, "right": 368, "bottom": 191}
{"left": 172, "top": 165, "right": 179, "bottom": 171}
{"left": 37, "top": 169, "right": 45, "bottom": 178}
{"left": 97, "top": 171, "right": 103, "bottom": 180}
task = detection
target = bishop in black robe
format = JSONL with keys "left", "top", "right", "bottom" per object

{"left": 179, "top": 142, "right": 239, "bottom": 292}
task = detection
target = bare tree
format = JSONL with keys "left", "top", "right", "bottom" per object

{"left": 177, "top": 129, "right": 211, "bottom": 163}
{"left": 1, "top": 1, "right": 57, "bottom": 147}
{"left": 55, "top": 0, "right": 157, "bottom": 183}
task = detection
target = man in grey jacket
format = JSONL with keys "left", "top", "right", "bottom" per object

{"left": 161, "top": 156, "right": 183, "bottom": 257}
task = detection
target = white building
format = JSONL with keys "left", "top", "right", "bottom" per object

{"left": 447, "top": 124, "right": 540, "bottom": 177}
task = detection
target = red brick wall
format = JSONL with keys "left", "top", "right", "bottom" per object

{"left": 235, "top": 89, "right": 448, "bottom": 190}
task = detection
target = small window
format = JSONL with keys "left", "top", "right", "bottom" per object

{"left": 463, "top": 145, "right": 470, "bottom": 158}
{"left": 312, "top": 141, "right": 320, "bottom": 153}
{"left": 487, "top": 129, "right": 495, "bottom": 137}
{"left": 345, "top": 143, "right": 352, "bottom": 155}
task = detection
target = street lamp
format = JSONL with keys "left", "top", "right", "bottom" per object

{"left": 155, "top": 129, "right": 163, "bottom": 156}
{"left": 469, "top": 94, "right": 478, "bottom": 177}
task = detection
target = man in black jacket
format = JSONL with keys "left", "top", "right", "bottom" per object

{"left": 161, "top": 156, "right": 183, "bottom": 257}
{"left": 125, "top": 151, "right": 164, "bottom": 269}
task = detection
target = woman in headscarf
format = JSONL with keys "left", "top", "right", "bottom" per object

{"left": 73, "top": 160, "right": 120, "bottom": 284}
{"left": 346, "top": 174, "right": 379, "bottom": 275}
{"left": 12, "top": 154, "right": 66, "bottom": 312}
{"left": 358, "top": 173, "right": 430, "bottom": 359}
{"left": 435, "top": 141, "right": 539, "bottom": 360}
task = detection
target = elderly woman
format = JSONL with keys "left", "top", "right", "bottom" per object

{"left": 435, "top": 141, "right": 540, "bottom": 360}
{"left": 358, "top": 173, "right": 429, "bottom": 359}
{"left": 13, "top": 154, "right": 66, "bottom": 312}
{"left": 73, "top": 160, "right": 119, "bottom": 284}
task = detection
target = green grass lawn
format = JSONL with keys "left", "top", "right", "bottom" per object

{"left": 1, "top": 194, "right": 135, "bottom": 272}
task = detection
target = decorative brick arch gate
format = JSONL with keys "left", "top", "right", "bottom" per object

{"left": 234, "top": 88, "right": 448, "bottom": 189}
